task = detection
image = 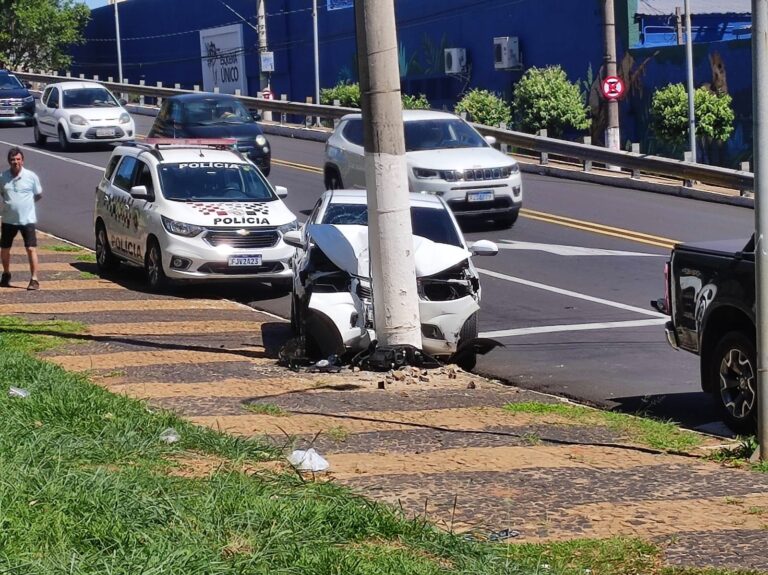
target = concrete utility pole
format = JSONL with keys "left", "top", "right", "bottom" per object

{"left": 109, "top": 0, "right": 124, "bottom": 83}
{"left": 256, "top": 0, "right": 269, "bottom": 91}
{"left": 684, "top": 0, "right": 697, "bottom": 162}
{"left": 752, "top": 0, "right": 768, "bottom": 459}
{"left": 354, "top": 0, "right": 421, "bottom": 348}
{"left": 603, "top": 0, "right": 620, "bottom": 154}
{"left": 313, "top": 0, "right": 320, "bottom": 107}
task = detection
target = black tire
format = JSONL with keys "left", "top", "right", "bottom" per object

{"left": 33, "top": 122, "right": 46, "bottom": 146}
{"left": 324, "top": 167, "right": 343, "bottom": 190}
{"left": 495, "top": 212, "right": 519, "bottom": 229}
{"left": 145, "top": 238, "right": 169, "bottom": 292}
{"left": 455, "top": 312, "right": 479, "bottom": 371}
{"left": 710, "top": 331, "right": 757, "bottom": 435}
{"left": 24, "top": 119, "right": 33, "bottom": 127}
{"left": 58, "top": 127, "right": 70, "bottom": 152}
{"left": 95, "top": 222, "right": 119, "bottom": 274}
{"left": 290, "top": 293, "right": 301, "bottom": 335}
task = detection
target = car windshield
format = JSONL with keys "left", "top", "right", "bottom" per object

{"left": 404, "top": 119, "right": 488, "bottom": 151}
{"left": 158, "top": 162, "right": 275, "bottom": 202}
{"left": 182, "top": 99, "right": 254, "bottom": 125}
{"left": 0, "top": 75, "right": 23, "bottom": 90}
{"left": 63, "top": 88, "right": 119, "bottom": 108}
{"left": 321, "top": 203, "right": 463, "bottom": 247}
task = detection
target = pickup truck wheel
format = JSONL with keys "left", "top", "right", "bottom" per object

{"left": 711, "top": 331, "right": 757, "bottom": 435}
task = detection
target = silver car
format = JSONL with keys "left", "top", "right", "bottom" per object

{"left": 323, "top": 110, "right": 523, "bottom": 227}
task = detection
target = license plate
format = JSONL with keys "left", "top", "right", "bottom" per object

{"left": 228, "top": 254, "right": 262, "bottom": 267}
{"left": 0, "top": 107, "right": 14, "bottom": 115}
{"left": 467, "top": 191, "right": 494, "bottom": 202}
{"left": 96, "top": 128, "right": 116, "bottom": 137}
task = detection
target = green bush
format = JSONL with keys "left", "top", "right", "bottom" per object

{"left": 320, "top": 81, "right": 361, "bottom": 108}
{"left": 650, "top": 83, "right": 734, "bottom": 146}
{"left": 401, "top": 93, "right": 430, "bottom": 110}
{"left": 454, "top": 88, "right": 512, "bottom": 128}
{"left": 511, "top": 65, "right": 589, "bottom": 137}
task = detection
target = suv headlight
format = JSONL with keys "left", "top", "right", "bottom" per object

{"left": 69, "top": 114, "right": 87, "bottom": 126}
{"left": 277, "top": 219, "right": 298, "bottom": 235}
{"left": 161, "top": 216, "right": 204, "bottom": 237}
{"left": 255, "top": 135, "right": 268, "bottom": 147}
{"left": 413, "top": 168, "right": 440, "bottom": 179}
{"left": 119, "top": 112, "right": 131, "bottom": 124}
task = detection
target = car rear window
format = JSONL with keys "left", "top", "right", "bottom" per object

{"left": 321, "top": 203, "right": 462, "bottom": 247}
{"left": 158, "top": 162, "right": 275, "bottom": 202}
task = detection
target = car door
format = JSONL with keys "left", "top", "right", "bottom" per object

{"left": 37, "top": 86, "right": 59, "bottom": 136}
{"left": 108, "top": 155, "right": 143, "bottom": 263}
{"left": 149, "top": 100, "right": 171, "bottom": 137}
{"left": 338, "top": 119, "right": 366, "bottom": 188}
{"left": 130, "top": 159, "right": 158, "bottom": 258}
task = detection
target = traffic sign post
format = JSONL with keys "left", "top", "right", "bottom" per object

{"left": 601, "top": 75, "right": 625, "bottom": 100}
{"left": 261, "top": 86, "right": 274, "bottom": 100}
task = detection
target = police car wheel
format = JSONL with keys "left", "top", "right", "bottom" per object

{"left": 145, "top": 239, "right": 169, "bottom": 292}
{"left": 95, "top": 223, "right": 118, "bottom": 274}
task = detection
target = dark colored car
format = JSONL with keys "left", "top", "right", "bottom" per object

{"left": 0, "top": 71, "right": 35, "bottom": 126}
{"left": 148, "top": 93, "right": 271, "bottom": 176}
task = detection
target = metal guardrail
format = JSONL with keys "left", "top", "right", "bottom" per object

{"left": 14, "top": 71, "right": 754, "bottom": 193}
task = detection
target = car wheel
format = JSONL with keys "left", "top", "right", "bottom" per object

{"left": 24, "top": 119, "right": 33, "bottom": 127}
{"left": 58, "top": 127, "right": 70, "bottom": 152}
{"left": 455, "top": 312, "right": 479, "bottom": 371}
{"left": 261, "top": 165, "right": 271, "bottom": 177}
{"left": 710, "top": 331, "right": 757, "bottom": 435}
{"left": 33, "top": 122, "right": 47, "bottom": 146}
{"left": 324, "top": 167, "right": 343, "bottom": 190}
{"left": 495, "top": 212, "right": 519, "bottom": 229}
{"left": 95, "top": 223, "right": 119, "bottom": 274}
{"left": 290, "top": 293, "right": 301, "bottom": 335}
{"left": 145, "top": 238, "right": 169, "bottom": 292}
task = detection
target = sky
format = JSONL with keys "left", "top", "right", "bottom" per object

{"left": 81, "top": 0, "right": 109, "bottom": 8}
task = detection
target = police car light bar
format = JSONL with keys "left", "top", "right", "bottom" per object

{"left": 142, "top": 138, "right": 238, "bottom": 149}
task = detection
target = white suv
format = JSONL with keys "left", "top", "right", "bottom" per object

{"left": 323, "top": 110, "right": 523, "bottom": 227}
{"left": 94, "top": 139, "right": 297, "bottom": 291}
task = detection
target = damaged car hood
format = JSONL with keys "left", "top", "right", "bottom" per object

{"left": 307, "top": 223, "right": 470, "bottom": 278}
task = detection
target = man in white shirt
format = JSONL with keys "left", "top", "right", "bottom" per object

{"left": 0, "top": 147, "right": 43, "bottom": 290}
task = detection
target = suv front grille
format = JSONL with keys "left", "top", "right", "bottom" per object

{"left": 203, "top": 227, "right": 280, "bottom": 249}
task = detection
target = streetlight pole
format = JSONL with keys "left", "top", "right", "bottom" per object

{"left": 109, "top": 0, "right": 124, "bottom": 83}
{"left": 684, "top": 0, "right": 697, "bottom": 162}
{"left": 313, "top": 0, "right": 320, "bottom": 107}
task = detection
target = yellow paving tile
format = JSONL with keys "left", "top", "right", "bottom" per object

{"left": 47, "top": 349, "right": 270, "bottom": 371}
{"left": 0, "top": 299, "right": 244, "bottom": 314}
{"left": 103, "top": 378, "right": 318, "bottom": 398}
{"left": 88, "top": 320, "right": 265, "bottom": 336}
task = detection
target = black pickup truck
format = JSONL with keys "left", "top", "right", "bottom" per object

{"left": 653, "top": 235, "right": 756, "bottom": 434}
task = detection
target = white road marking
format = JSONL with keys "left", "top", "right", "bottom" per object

{"left": 476, "top": 267, "right": 666, "bottom": 318}
{"left": 0, "top": 139, "right": 103, "bottom": 171}
{"left": 496, "top": 240, "right": 664, "bottom": 257}
{"left": 479, "top": 318, "right": 667, "bottom": 339}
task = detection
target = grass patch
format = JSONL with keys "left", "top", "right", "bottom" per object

{"left": 76, "top": 253, "right": 97, "bottom": 263}
{"left": 325, "top": 425, "right": 350, "bottom": 442}
{"left": 79, "top": 271, "right": 99, "bottom": 279}
{"left": 246, "top": 402, "right": 288, "bottom": 416}
{"left": 503, "top": 402, "right": 702, "bottom": 451}
{"left": 43, "top": 244, "right": 83, "bottom": 252}
{"left": 708, "top": 436, "right": 768, "bottom": 472}
{"left": 1, "top": 317, "right": 749, "bottom": 574}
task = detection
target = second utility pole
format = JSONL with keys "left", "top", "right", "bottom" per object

{"left": 603, "top": 0, "right": 620, "bottom": 156}
{"left": 354, "top": 0, "right": 421, "bottom": 349}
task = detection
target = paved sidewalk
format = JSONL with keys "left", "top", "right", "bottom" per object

{"left": 6, "top": 233, "right": 768, "bottom": 572}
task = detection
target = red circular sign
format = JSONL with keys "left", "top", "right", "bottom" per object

{"left": 262, "top": 87, "right": 274, "bottom": 100}
{"left": 601, "top": 75, "right": 625, "bottom": 100}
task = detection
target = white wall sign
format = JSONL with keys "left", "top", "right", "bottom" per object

{"left": 200, "top": 24, "right": 247, "bottom": 95}
{"left": 260, "top": 51, "right": 274, "bottom": 73}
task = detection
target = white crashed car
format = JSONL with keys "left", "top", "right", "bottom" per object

{"left": 94, "top": 139, "right": 297, "bottom": 291}
{"left": 284, "top": 189, "right": 498, "bottom": 370}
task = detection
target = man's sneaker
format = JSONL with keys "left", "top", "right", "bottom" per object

{"left": 27, "top": 279, "right": 39, "bottom": 291}
{"left": 0, "top": 272, "right": 10, "bottom": 287}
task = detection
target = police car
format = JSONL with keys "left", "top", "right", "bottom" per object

{"left": 94, "top": 139, "right": 297, "bottom": 291}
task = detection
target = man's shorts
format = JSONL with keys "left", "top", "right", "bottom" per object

{"left": 0, "top": 223, "right": 38, "bottom": 248}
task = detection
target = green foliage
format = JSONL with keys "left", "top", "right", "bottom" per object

{"left": 511, "top": 65, "right": 590, "bottom": 137}
{"left": 650, "top": 83, "right": 735, "bottom": 146}
{"left": 401, "top": 93, "right": 430, "bottom": 110}
{"left": 454, "top": 88, "right": 511, "bottom": 128}
{"left": 0, "top": 0, "right": 90, "bottom": 71}
{"left": 320, "top": 81, "right": 361, "bottom": 108}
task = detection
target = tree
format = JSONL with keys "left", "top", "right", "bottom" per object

{"left": 511, "top": 65, "right": 589, "bottom": 137}
{"left": 650, "top": 83, "right": 734, "bottom": 147}
{"left": 0, "top": 0, "right": 90, "bottom": 71}
{"left": 454, "top": 88, "right": 511, "bottom": 128}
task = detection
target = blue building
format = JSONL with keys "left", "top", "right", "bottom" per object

{"left": 70, "top": 0, "right": 753, "bottom": 166}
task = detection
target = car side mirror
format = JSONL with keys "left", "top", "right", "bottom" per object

{"left": 283, "top": 230, "right": 303, "bottom": 249}
{"left": 130, "top": 185, "right": 153, "bottom": 201}
{"left": 484, "top": 135, "right": 497, "bottom": 146}
{"left": 470, "top": 239, "right": 498, "bottom": 256}
{"left": 250, "top": 110, "right": 261, "bottom": 121}
{"left": 119, "top": 98, "right": 127, "bottom": 106}
{"left": 275, "top": 185, "right": 288, "bottom": 199}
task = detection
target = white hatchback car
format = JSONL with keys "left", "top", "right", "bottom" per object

{"left": 94, "top": 139, "right": 297, "bottom": 291}
{"left": 34, "top": 81, "right": 135, "bottom": 150}
{"left": 323, "top": 110, "right": 523, "bottom": 227}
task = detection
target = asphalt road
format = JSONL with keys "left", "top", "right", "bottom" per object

{"left": 0, "top": 116, "right": 755, "bottom": 434}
